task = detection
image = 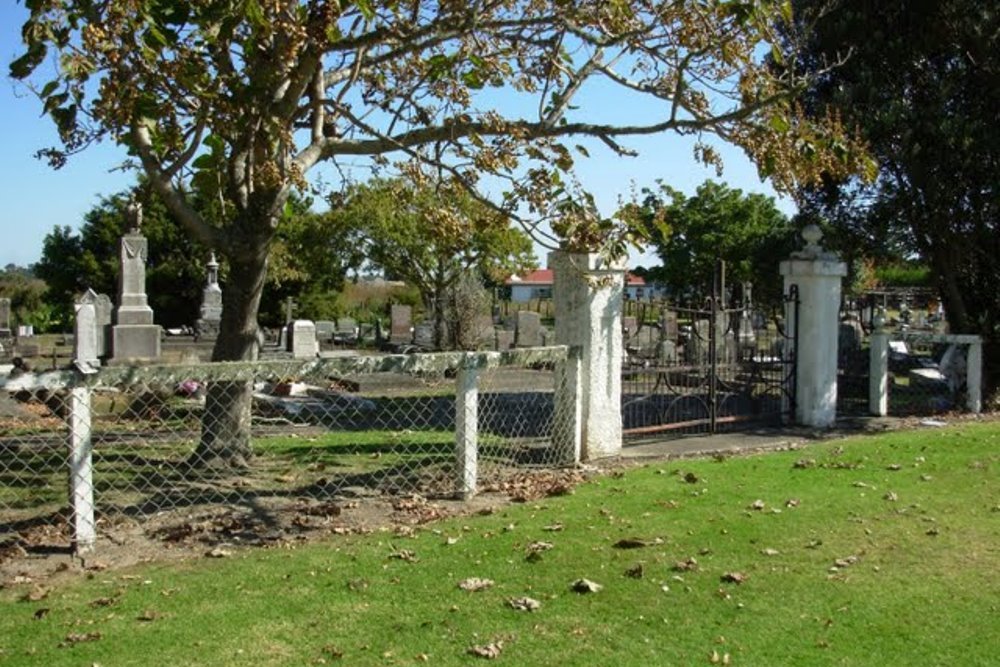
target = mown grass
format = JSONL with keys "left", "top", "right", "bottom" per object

{"left": 1, "top": 422, "right": 997, "bottom": 666}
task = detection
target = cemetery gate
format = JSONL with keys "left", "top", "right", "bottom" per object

{"left": 621, "top": 285, "right": 799, "bottom": 440}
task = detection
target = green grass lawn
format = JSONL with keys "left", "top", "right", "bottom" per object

{"left": 1, "top": 422, "right": 997, "bottom": 666}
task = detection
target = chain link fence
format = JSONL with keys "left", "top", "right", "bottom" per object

{"left": 0, "top": 346, "right": 580, "bottom": 553}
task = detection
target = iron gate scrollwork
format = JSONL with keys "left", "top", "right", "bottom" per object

{"left": 622, "top": 285, "right": 798, "bottom": 439}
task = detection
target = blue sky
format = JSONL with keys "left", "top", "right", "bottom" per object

{"left": 1, "top": 3, "right": 794, "bottom": 269}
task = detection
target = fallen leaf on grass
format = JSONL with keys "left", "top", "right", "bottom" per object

{"left": 21, "top": 586, "right": 49, "bottom": 602}
{"left": 388, "top": 549, "right": 417, "bottom": 562}
{"left": 760, "top": 548, "right": 780, "bottom": 557}
{"left": 749, "top": 499, "right": 766, "bottom": 511}
{"left": 507, "top": 597, "right": 541, "bottom": 612}
{"left": 570, "top": 579, "right": 603, "bottom": 593}
{"left": 832, "top": 555, "right": 860, "bottom": 569}
{"left": 613, "top": 537, "right": 663, "bottom": 549}
{"left": 205, "top": 547, "right": 232, "bottom": 559}
{"left": 625, "top": 563, "right": 645, "bottom": 579}
{"left": 785, "top": 498, "right": 801, "bottom": 508}
{"left": 137, "top": 609, "right": 161, "bottom": 622}
{"left": 458, "top": 578, "right": 494, "bottom": 592}
{"left": 883, "top": 491, "right": 899, "bottom": 502}
{"left": 90, "top": 597, "right": 117, "bottom": 608}
{"left": 673, "top": 557, "right": 699, "bottom": 572}
{"left": 683, "top": 472, "right": 700, "bottom": 484}
{"left": 793, "top": 459, "right": 816, "bottom": 469}
{"left": 468, "top": 641, "right": 504, "bottom": 659}
{"left": 720, "top": 572, "right": 749, "bottom": 584}
{"left": 709, "top": 649, "right": 732, "bottom": 664}
{"left": 60, "top": 632, "right": 101, "bottom": 647}
{"left": 542, "top": 523, "right": 564, "bottom": 532}
{"left": 33, "top": 608, "right": 49, "bottom": 620}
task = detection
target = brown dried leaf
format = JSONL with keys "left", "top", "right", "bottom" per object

{"left": 507, "top": 596, "right": 541, "bottom": 612}
{"left": 720, "top": 572, "right": 749, "bottom": 584}
{"left": 613, "top": 537, "right": 663, "bottom": 549}
{"left": 389, "top": 549, "right": 417, "bottom": 562}
{"left": 61, "top": 632, "right": 102, "bottom": 647}
{"left": 22, "top": 586, "right": 49, "bottom": 602}
{"left": 749, "top": 499, "right": 766, "bottom": 511}
{"left": 570, "top": 578, "right": 603, "bottom": 593}
{"left": 458, "top": 577, "right": 494, "bottom": 592}
{"left": 90, "top": 597, "right": 117, "bottom": 608}
{"left": 468, "top": 641, "right": 504, "bottom": 659}
{"left": 542, "top": 523, "right": 564, "bottom": 532}
{"left": 33, "top": 607, "right": 50, "bottom": 620}
{"left": 625, "top": 563, "right": 645, "bottom": 579}
{"left": 205, "top": 547, "right": 232, "bottom": 559}
{"left": 673, "top": 557, "right": 699, "bottom": 572}
{"left": 137, "top": 609, "right": 161, "bottom": 622}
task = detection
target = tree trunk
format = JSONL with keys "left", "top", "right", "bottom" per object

{"left": 189, "top": 228, "right": 272, "bottom": 469}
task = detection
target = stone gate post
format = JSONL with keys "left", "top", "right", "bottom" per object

{"left": 551, "top": 251, "right": 625, "bottom": 459}
{"left": 780, "top": 225, "right": 847, "bottom": 427}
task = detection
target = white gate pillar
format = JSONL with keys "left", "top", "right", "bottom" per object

{"left": 780, "top": 226, "right": 847, "bottom": 428}
{"left": 551, "top": 251, "right": 624, "bottom": 460}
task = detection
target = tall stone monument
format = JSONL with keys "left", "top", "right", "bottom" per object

{"left": 0, "top": 297, "right": 11, "bottom": 339}
{"left": 111, "top": 197, "right": 161, "bottom": 362}
{"left": 195, "top": 253, "right": 223, "bottom": 339}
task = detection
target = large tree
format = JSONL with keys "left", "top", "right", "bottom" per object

{"left": 786, "top": 0, "right": 999, "bottom": 388}
{"left": 631, "top": 179, "right": 794, "bottom": 306}
{"left": 332, "top": 177, "right": 535, "bottom": 347}
{"left": 13, "top": 0, "right": 869, "bottom": 466}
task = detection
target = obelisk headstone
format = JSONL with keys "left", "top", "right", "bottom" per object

{"left": 111, "top": 197, "right": 161, "bottom": 362}
{"left": 195, "top": 253, "right": 223, "bottom": 339}
{"left": 0, "top": 297, "right": 11, "bottom": 339}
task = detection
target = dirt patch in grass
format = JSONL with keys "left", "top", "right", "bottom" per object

{"left": 0, "top": 467, "right": 590, "bottom": 590}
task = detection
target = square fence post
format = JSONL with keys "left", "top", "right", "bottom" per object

{"left": 553, "top": 346, "right": 582, "bottom": 465}
{"left": 455, "top": 357, "right": 480, "bottom": 499}
{"left": 966, "top": 339, "right": 982, "bottom": 414}
{"left": 869, "top": 331, "right": 889, "bottom": 416}
{"left": 68, "top": 385, "right": 96, "bottom": 554}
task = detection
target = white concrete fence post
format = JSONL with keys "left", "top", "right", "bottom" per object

{"left": 869, "top": 311, "right": 890, "bottom": 417}
{"left": 68, "top": 384, "right": 96, "bottom": 554}
{"left": 551, "top": 251, "right": 625, "bottom": 460}
{"left": 553, "top": 345, "right": 583, "bottom": 465}
{"left": 780, "top": 225, "right": 847, "bottom": 428}
{"left": 455, "top": 355, "right": 479, "bottom": 499}
{"left": 966, "top": 338, "right": 983, "bottom": 414}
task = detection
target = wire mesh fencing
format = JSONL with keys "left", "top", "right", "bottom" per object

{"left": 838, "top": 326, "right": 983, "bottom": 418}
{"left": 0, "top": 346, "right": 580, "bottom": 553}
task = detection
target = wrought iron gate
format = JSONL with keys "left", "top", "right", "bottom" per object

{"left": 622, "top": 286, "right": 798, "bottom": 440}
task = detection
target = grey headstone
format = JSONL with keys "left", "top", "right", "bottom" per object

{"left": 115, "top": 229, "right": 154, "bottom": 326}
{"left": 314, "top": 320, "right": 336, "bottom": 342}
{"left": 73, "top": 302, "right": 100, "bottom": 367}
{"left": 111, "top": 223, "right": 161, "bottom": 362}
{"left": 413, "top": 322, "right": 434, "bottom": 348}
{"left": 287, "top": 320, "right": 318, "bottom": 358}
{"left": 660, "top": 310, "right": 679, "bottom": 342}
{"left": 196, "top": 254, "right": 223, "bottom": 339}
{"left": 839, "top": 318, "right": 864, "bottom": 353}
{"left": 389, "top": 305, "right": 412, "bottom": 344}
{"left": 657, "top": 339, "right": 678, "bottom": 364}
{"left": 0, "top": 297, "right": 11, "bottom": 336}
{"left": 495, "top": 329, "right": 515, "bottom": 351}
{"left": 335, "top": 318, "right": 358, "bottom": 342}
{"left": 78, "top": 289, "right": 112, "bottom": 358}
{"left": 515, "top": 311, "right": 543, "bottom": 348}
{"left": 683, "top": 320, "right": 710, "bottom": 364}
{"left": 622, "top": 316, "right": 638, "bottom": 337}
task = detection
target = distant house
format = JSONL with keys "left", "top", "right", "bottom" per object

{"left": 506, "top": 269, "right": 666, "bottom": 302}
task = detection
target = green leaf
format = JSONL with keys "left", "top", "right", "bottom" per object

{"left": 40, "top": 80, "right": 60, "bottom": 99}
{"left": 768, "top": 115, "right": 790, "bottom": 133}
{"left": 574, "top": 144, "right": 590, "bottom": 158}
{"left": 354, "top": 0, "right": 375, "bottom": 21}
